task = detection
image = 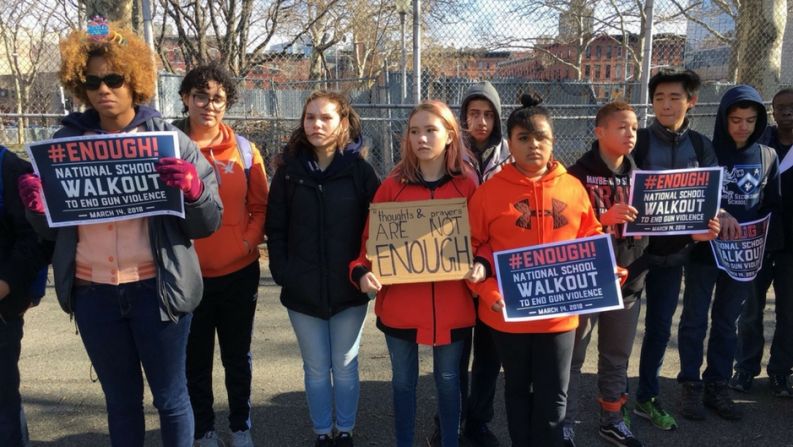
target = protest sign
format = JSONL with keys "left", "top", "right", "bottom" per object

{"left": 709, "top": 214, "right": 771, "bottom": 281}
{"left": 625, "top": 167, "right": 723, "bottom": 236}
{"left": 493, "top": 234, "right": 623, "bottom": 322}
{"left": 366, "top": 198, "right": 473, "bottom": 285}
{"left": 27, "top": 132, "right": 184, "bottom": 227}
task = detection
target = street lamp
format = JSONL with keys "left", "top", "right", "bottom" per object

{"left": 395, "top": 0, "right": 410, "bottom": 104}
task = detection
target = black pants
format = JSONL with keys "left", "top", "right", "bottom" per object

{"left": 0, "top": 316, "right": 23, "bottom": 447}
{"left": 462, "top": 316, "right": 502, "bottom": 427}
{"left": 186, "top": 261, "right": 260, "bottom": 437}
{"left": 491, "top": 328, "right": 575, "bottom": 447}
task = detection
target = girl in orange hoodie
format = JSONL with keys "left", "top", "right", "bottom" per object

{"left": 175, "top": 63, "right": 269, "bottom": 447}
{"left": 468, "top": 93, "right": 603, "bottom": 447}
{"left": 350, "top": 101, "right": 481, "bottom": 447}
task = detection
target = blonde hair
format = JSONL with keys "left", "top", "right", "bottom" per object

{"left": 393, "top": 100, "right": 473, "bottom": 183}
{"left": 59, "top": 24, "right": 155, "bottom": 105}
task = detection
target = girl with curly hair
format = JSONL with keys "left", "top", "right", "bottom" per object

{"left": 17, "top": 24, "right": 222, "bottom": 447}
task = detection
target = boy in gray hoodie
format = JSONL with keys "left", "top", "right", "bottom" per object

{"left": 454, "top": 81, "right": 511, "bottom": 447}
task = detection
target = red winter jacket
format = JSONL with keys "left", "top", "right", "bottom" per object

{"left": 350, "top": 172, "right": 478, "bottom": 346}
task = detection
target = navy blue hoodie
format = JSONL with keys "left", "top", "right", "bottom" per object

{"left": 691, "top": 85, "right": 781, "bottom": 263}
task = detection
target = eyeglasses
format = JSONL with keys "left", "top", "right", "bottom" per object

{"left": 191, "top": 93, "right": 227, "bottom": 109}
{"left": 83, "top": 74, "right": 125, "bottom": 90}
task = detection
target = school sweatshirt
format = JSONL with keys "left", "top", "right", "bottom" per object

{"left": 691, "top": 85, "right": 781, "bottom": 263}
{"left": 175, "top": 121, "right": 269, "bottom": 277}
{"left": 349, "top": 172, "right": 478, "bottom": 346}
{"left": 568, "top": 144, "right": 649, "bottom": 300}
{"left": 468, "top": 162, "right": 602, "bottom": 334}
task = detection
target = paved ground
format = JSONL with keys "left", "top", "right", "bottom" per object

{"left": 17, "top": 260, "right": 793, "bottom": 446}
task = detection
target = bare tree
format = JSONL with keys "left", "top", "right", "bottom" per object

{"left": 80, "top": 0, "right": 134, "bottom": 27}
{"left": 0, "top": 0, "right": 75, "bottom": 144}
{"left": 156, "top": 0, "right": 344, "bottom": 78}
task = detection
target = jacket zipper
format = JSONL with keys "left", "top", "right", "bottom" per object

{"left": 151, "top": 221, "right": 176, "bottom": 322}
{"left": 316, "top": 182, "right": 330, "bottom": 315}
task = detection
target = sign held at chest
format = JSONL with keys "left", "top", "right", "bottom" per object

{"left": 367, "top": 198, "right": 473, "bottom": 285}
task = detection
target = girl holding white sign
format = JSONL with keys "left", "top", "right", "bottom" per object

{"left": 467, "top": 93, "right": 604, "bottom": 447}
{"left": 351, "top": 100, "right": 481, "bottom": 447}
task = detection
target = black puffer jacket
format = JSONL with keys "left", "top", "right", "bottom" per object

{"left": 266, "top": 147, "right": 380, "bottom": 319}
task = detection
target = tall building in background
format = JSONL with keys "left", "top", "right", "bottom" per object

{"left": 558, "top": 0, "right": 594, "bottom": 42}
{"left": 684, "top": 0, "right": 792, "bottom": 84}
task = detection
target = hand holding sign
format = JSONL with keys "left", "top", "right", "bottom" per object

{"left": 18, "top": 174, "right": 44, "bottom": 214}
{"left": 359, "top": 272, "right": 383, "bottom": 293}
{"left": 156, "top": 157, "right": 203, "bottom": 202}
{"left": 464, "top": 262, "right": 487, "bottom": 283}
{"left": 717, "top": 211, "right": 741, "bottom": 240}
{"left": 600, "top": 203, "right": 638, "bottom": 226}
{"left": 692, "top": 218, "right": 720, "bottom": 242}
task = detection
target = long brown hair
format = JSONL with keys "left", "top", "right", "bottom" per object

{"left": 392, "top": 100, "right": 473, "bottom": 183}
{"left": 279, "top": 91, "right": 362, "bottom": 164}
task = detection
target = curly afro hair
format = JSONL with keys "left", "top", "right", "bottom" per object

{"left": 59, "top": 24, "right": 156, "bottom": 106}
{"left": 178, "top": 62, "right": 239, "bottom": 113}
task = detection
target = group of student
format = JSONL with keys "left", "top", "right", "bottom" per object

{"left": 0, "top": 21, "right": 792, "bottom": 447}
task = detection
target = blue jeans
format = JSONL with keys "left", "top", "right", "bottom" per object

{"left": 73, "top": 280, "right": 194, "bottom": 447}
{"left": 385, "top": 335, "right": 463, "bottom": 447}
{"left": 288, "top": 305, "right": 367, "bottom": 435}
{"left": 735, "top": 252, "right": 793, "bottom": 377}
{"left": 637, "top": 264, "right": 683, "bottom": 402}
{"left": 0, "top": 316, "right": 23, "bottom": 447}
{"left": 678, "top": 262, "right": 750, "bottom": 383}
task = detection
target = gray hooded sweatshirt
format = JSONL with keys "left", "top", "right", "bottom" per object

{"left": 460, "top": 81, "right": 511, "bottom": 182}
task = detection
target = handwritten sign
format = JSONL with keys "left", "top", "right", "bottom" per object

{"left": 625, "top": 167, "right": 723, "bottom": 236}
{"left": 710, "top": 214, "right": 770, "bottom": 281}
{"left": 366, "top": 198, "right": 473, "bottom": 285}
{"left": 493, "top": 235, "right": 623, "bottom": 322}
{"left": 27, "top": 132, "right": 184, "bottom": 227}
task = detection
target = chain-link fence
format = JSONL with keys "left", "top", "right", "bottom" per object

{"left": 1, "top": 0, "right": 791, "bottom": 175}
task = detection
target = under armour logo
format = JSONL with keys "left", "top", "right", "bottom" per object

{"left": 512, "top": 198, "right": 569, "bottom": 230}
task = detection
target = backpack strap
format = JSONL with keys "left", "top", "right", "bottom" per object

{"left": 235, "top": 134, "right": 253, "bottom": 182}
{"left": 633, "top": 128, "right": 650, "bottom": 168}
{"left": 690, "top": 131, "right": 706, "bottom": 165}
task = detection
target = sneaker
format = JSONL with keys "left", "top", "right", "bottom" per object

{"left": 463, "top": 421, "right": 500, "bottom": 447}
{"left": 703, "top": 381, "right": 743, "bottom": 420}
{"left": 679, "top": 382, "right": 706, "bottom": 421}
{"left": 334, "top": 431, "right": 354, "bottom": 447}
{"left": 562, "top": 424, "right": 576, "bottom": 447}
{"left": 195, "top": 431, "right": 224, "bottom": 447}
{"left": 230, "top": 430, "right": 254, "bottom": 447}
{"left": 633, "top": 398, "right": 677, "bottom": 430}
{"left": 314, "top": 434, "right": 333, "bottom": 447}
{"left": 599, "top": 420, "right": 643, "bottom": 447}
{"left": 729, "top": 371, "right": 753, "bottom": 393}
{"left": 769, "top": 374, "right": 793, "bottom": 398}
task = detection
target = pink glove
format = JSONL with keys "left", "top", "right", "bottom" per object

{"left": 156, "top": 157, "right": 203, "bottom": 202}
{"left": 17, "top": 174, "right": 45, "bottom": 214}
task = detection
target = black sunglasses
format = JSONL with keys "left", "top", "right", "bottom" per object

{"left": 83, "top": 74, "right": 125, "bottom": 90}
